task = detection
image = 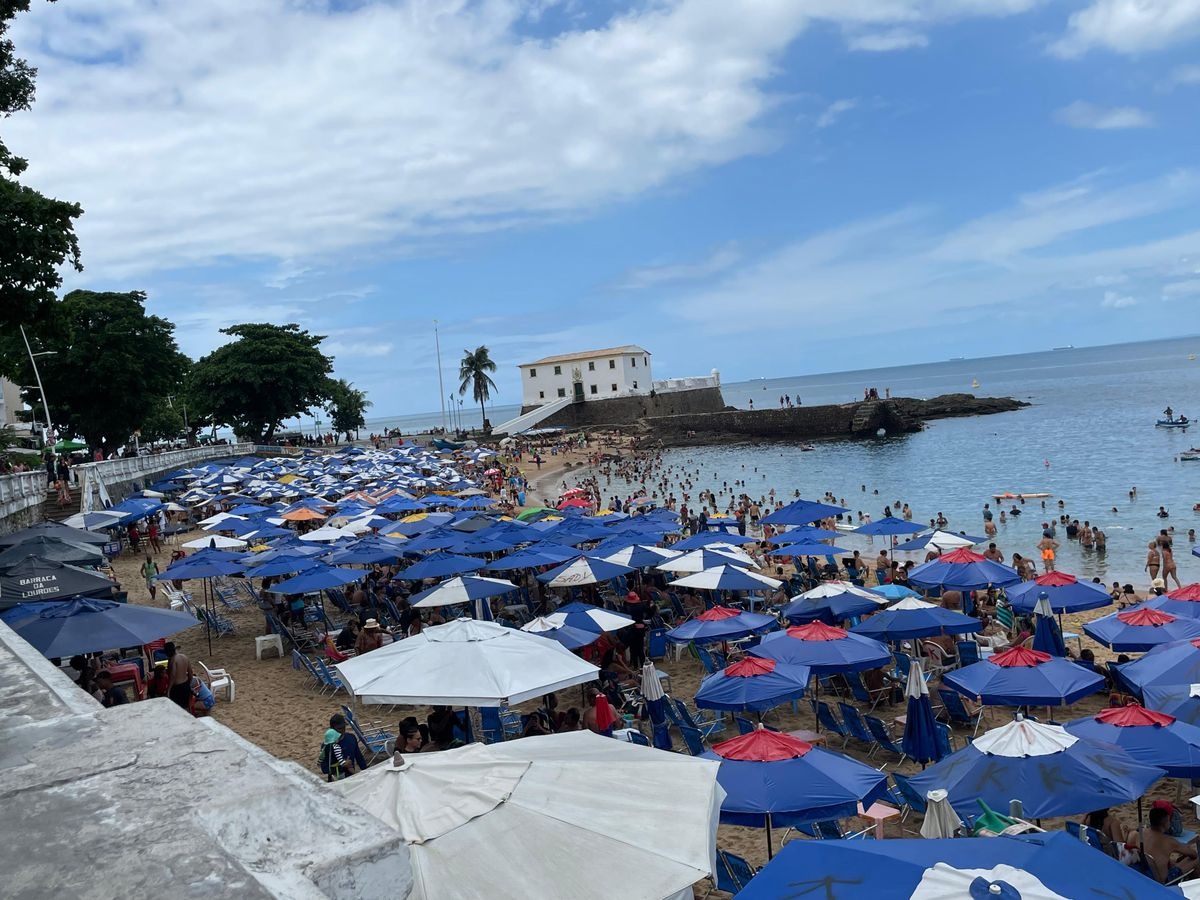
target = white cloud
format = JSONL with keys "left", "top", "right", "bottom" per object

{"left": 847, "top": 29, "right": 930, "bottom": 51}
{"left": 665, "top": 169, "right": 1200, "bottom": 335}
{"left": 1055, "top": 101, "right": 1154, "bottom": 129}
{"left": 1100, "top": 290, "right": 1137, "bottom": 308}
{"left": 816, "top": 98, "right": 860, "bottom": 128}
{"left": 1164, "top": 279, "right": 1200, "bottom": 297}
{"left": 1050, "top": 0, "right": 1200, "bottom": 58}
{"left": 7, "top": 0, "right": 1046, "bottom": 283}
{"left": 613, "top": 242, "right": 742, "bottom": 290}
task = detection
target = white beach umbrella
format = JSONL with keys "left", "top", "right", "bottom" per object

{"left": 656, "top": 547, "right": 754, "bottom": 573}
{"left": 330, "top": 732, "right": 723, "bottom": 900}
{"left": 920, "top": 788, "right": 964, "bottom": 839}
{"left": 410, "top": 575, "right": 520, "bottom": 607}
{"left": 182, "top": 534, "right": 247, "bottom": 550}
{"left": 334, "top": 618, "right": 600, "bottom": 706}
{"left": 297, "top": 525, "right": 358, "bottom": 542}
{"left": 198, "top": 512, "right": 244, "bottom": 529}
{"left": 667, "top": 566, "right": 782, "bottom": 592}
{"left": 796, "top": 580, "right": 886, "bottom": 602}
{"left": 542, "top": 606, "right": 634, "bottom": 633}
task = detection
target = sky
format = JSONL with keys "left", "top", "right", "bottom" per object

{"left": 8, "top": 0, "right": 1200, "bottom": 419}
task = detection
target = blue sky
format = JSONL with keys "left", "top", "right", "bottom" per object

{"left": 9, "top": 0, "right": 1200, "bottom": 418}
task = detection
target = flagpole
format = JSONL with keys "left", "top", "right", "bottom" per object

{"left": 434, "top": 319, "right": 447, "bottom": 433}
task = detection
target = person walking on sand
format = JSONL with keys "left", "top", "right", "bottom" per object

{"left": 1038, "top": 534, "right": 1059, "bottom": 573}
{"left": 141, "top": 555, "right": 160, "bottom": 600}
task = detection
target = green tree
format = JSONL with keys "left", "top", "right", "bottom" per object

{"left": 188, "top": 323, "right": 333, "bottom": 442}
{"left": 139, "top": 396, "right": 185, "bottom": 443}
{"left": 325, "top": 378, "right": 370, "bottom": 442}
{"left": 1, "top": 290, "right": 189, "bottom": 450}
{"left": 458, "top": 345, "right": 498, "bottom": 430}
{"left": 0, "top": 1, "right": 84, "bottom": 330}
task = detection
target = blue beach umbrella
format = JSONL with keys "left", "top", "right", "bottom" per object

{"left": 536, "top": 556, "right": 633, "bottom": 587}
{"left": 543, "top": 601, "right": 633, "bottom": 634}
{"left": 397, "top": 551, "right": 486, "bottom": 581}
{"left": 1145, "top": 582, "right": 1200, "bottom": 619}
{"left": 519, "top": 616, "right": 599, "bottom": 651}
{"left": 325, "top": 538, "right": 408, "bottom": 565}
{"left": 853, "top": 516, "right": 925, "bottom": 536}
{"left": 1086, "top": 607, "right": 1200, "bottom": 652}
{"left": 156, "top": 548, "right": 247, "bottom": 581}
{"left": 244, "top": 554, "right": 321, "bottom": 578}
{"left": 702, "top": 727, "right": 889, "bottom": 858}
{"left": 907, "top": 717, "right": 1164, "bottom": 819}
{"left": 750, "top": 622, "right": 892, "bottom": 674}
{"left": 0, "top": 535, "right": 103, "bottom": 568}
{"left": 941, "top": 645, "right": 1103, "bottom": 707}
{"left": 779, "top": 582, "right": 886, "bottom": 625}
{"left": 1006, "top": 571, "right": 1112, "bottom": 615}
{"left": 1144, "top": 684, "right": 1200, "bottom": 727}
{"left": 736, "top": 832, "right": 1177, "bottom": 900}
{"left": 1113, "top": 637, "right": 1200, "bottom": 696}
{"left": 870, "top": 583, "right": 919, "bottom": 601}
{"left": 656, "top": 547, "right": 754, "bottom": 573}
{"left": 6, "top": 597, "right": 199, "bottom": 657}
{"left": 1030, "top": 593, "right": 1067, "bottom": 657}
{"left": 901, "top": 657, "right": 940, "bottom": 765}
{"left": 761, "top": 499, "right": 849, "bottom": 525}
{"left": 667, "top": 565, "right": 782, "bottom": 593}
{"left": 907, "top": 548, "right": 1020, "bottom": 592}
{"left": 1065, "top": 704, "right": 1200, "bottom": 778}
{"left": 665, "top": 606, "right": 779, "bottom": 645}
{"left": 766, "top": 525, "right": 841, "bottom": 544}
{"left": 409, "top": 575, "right": 519, "bottom": 607}
{"left": 484, "top": 544, "right": 578, "bottom": 571}
{"left": 271, "top": 564, "right": 363, "bottom": 595}
{"left": 694, "top": 657, "right": 811, "bottom": 712}
{"left": 850, "top": 597, "right": 982, "bottom": 641}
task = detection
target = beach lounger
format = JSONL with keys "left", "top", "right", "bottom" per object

{"left": 865, "top": 715, "right": 906, "bottom": 764}
{"left": 938, "top": 687, "right": 985, "bottom": 735}
{"left": 838, "top": 701, "right": 877, "bottom": 751}
{"left": 678, "top": 724, "right": 706, "bottom": 757}
{"left": 811, "top": 700, "right": 847, "bottom": 742}
{"left": 672, "top": 697, "right": 727, "bottom": 739}
{"left": 956, "top": 640, "right": 981, "bottom": 667}
{"left": 340, "top": 706, "right": 393, "bottom": 764}
{"left": 713, "top": 850, "right": 757, "bottom": 895}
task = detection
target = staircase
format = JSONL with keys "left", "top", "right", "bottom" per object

{"left": 41, "top": 483, "right": 82, "bottom": 523}
{"left": 850, "top": 401, "right": 884, "bottom": 435}
{"left": 492, "top": 395, "right": 575, "bottom": 436}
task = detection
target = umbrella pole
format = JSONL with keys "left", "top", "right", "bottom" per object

{"left": 766, "top": 815, "right": 774, "bottom": 860}
{"left": 204, "top": 577, "right": 213, "bottom": 655}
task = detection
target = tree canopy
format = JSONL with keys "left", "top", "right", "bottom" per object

{"left": 326, "top": 378, "right": 370, "bottom": 442}
{"left": 458, "top": 345, "right": 498, "bottom": 428}
{"left": 0, "top": 1, "right": 83, "bottom": 330}
{"left": 188, "top": 323, "right": 333, "bottom": 442}
{"left": 0, "top": 290, "right": 189, "bottom": 449}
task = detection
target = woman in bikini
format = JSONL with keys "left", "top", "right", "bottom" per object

{"left": 1145, "top": 542, "right": 1161, "bottom": 585}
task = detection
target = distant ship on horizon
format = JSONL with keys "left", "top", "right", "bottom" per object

{"left": 1052, "top": 345, "right": 1074, "bottom": 351}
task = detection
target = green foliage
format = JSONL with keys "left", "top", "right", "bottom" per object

{"left": 0, "top": 1, "right": 83, "bottom": 329}
{"left": 458, "top": 345, "right": 498, "bottom": 427}
{"left": 139, "top": 396, "right": 185, "bottom": 443}
{"left": 326, "top": 378, "right": 371, "bottom": 441}
{"left": 188, "top": 323, "right": 333, "bottom": 442}
{"left": 1, "top": 290, "right": 189, "bottom": 450}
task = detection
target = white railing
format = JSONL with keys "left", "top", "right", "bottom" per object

{"left": 78, "top": 443, "right": 256, "bottom": 513}
{"left": 0, "top": 470, "right": 46, "bottom": 523}
{"left": 653, "top": 373, "right": 721, "bottom": 393}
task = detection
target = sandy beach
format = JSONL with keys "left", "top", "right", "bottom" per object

{"left": 105, "top": 502, "right": 1194, "bottom": 893}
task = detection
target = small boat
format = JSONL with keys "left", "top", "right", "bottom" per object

{"left": 431, "top": 438, "right": 466, "bottom": 450}
{"left": 799, "top": 445, "right": 815, "bottom": 452}
{"left": 1190, "top": 353, "right": 1197, "bottom": 361}
{"left": 971, "top": 379, "right": 980, "bottom": 389}
{"left": 1181, "top": 449, "right": 1200, "bottom": 461}
{"left": 1157, "top": 419, "right": 1191, "bottom": 429}
{"left": 1053, "top": 345, "right": 1074, "bottom": 351}
{"left": 993, "top": 491, "right": 1053, "bottom": 500}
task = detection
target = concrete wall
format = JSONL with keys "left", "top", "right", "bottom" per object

{"left": 0, "top": 471, "right": 45, "bottom": 535}
{"left": 646, "top": 403, "right": 862, "bottom": 441}
{"left": 530, "top": 386, "right": 727, "bottom": 429}
{"left": 77, "top": 443, "right": 256, "bottom": 511}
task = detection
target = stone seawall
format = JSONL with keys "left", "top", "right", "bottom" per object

{"left": 640, "top": 393, "right": 1027, "bottom": 446}
{"left": 529, "top": 386, "right": 727, "bottom": 429}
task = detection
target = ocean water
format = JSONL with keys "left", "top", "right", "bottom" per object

{"left": 645, "top": 336, "right": 1200, "bottom": 584}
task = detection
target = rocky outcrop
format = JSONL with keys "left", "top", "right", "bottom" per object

{"left": 891, "top": 393, "right": 1028, "bottom": 420}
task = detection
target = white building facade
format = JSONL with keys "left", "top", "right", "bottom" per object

{"left": 519, "top": 346, "right": 652, "bottom": 408}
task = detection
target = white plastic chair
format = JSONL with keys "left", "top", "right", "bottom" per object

{"left": 199, "top": 660, "right": 234, "bottom": 702}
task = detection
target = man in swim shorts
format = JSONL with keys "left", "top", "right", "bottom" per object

{"left": 1037, "top": 535, "right": 1059, "bottom": 573}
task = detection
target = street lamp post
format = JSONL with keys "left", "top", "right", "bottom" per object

{"left": 19, "top": 325, "right": 55, "bottom": 447}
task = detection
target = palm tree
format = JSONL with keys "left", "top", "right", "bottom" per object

{"left": 458, "top": 346, "right": 498, "bottom": 430}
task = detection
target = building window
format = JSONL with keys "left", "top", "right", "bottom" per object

{"left": 588, "top": 361, "right": 595, "bottom": 371}
{"left": 608, "top": 359, "right": 615, "bottom": 369}
{"left": 529, "top": 368, "right": 536, "bottom": 377}
{"left": 589, "top": 384, "right": 597, "bottom": 394}
{"left": 611, "top": 383, "right": 618, "bottom": 392}
{"left": 644, "top": 356, "right": 648, "bottom": 367}
{"left": 538, "top": 391, "right": 544, "bottom": 399}
{"left": 553, "top": 365, "right": 561, "bottom": 375}
{"left": 557, "top": 387, "right": 566, "bottom": 398}
{"left": 631, "top": 358, "right": 636, "bottom": 367}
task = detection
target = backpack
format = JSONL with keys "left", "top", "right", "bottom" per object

{"left": 318, "top": 741, "right": 345, "bottom": 782}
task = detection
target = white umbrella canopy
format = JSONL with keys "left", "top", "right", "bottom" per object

{"left": 330, "top": 732, "right": 723, "bottom": 900}
{"left": 656, "top": 546, "right": 754, "bottom": 573}
{"left": 298, "top": 525, "right": 358, "bottom": 542}
{"left": 667, "top": 566, "right": 782, "bottom": 592}
{"left": 410, "top": 575, "right": 520, "bottom": 608}
{"left": 182, "top": 534, "right": 247, "bottom": 550}
{"left": 795, "top": 580, "right": 886, "bottom": 602}
{"left": 920, "top": 788, "right": 964, "bottom": 839}
{"left": 542, "top": 606, "right": 634, "bottom": 632}
{"left": 334, "top": 618, "right": 600, "bottom": 706}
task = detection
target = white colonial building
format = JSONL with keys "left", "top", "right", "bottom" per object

{"left": 518, "top": 345, "right": 653, "bottom": 408}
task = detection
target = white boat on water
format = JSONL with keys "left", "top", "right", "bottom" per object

{"left": 1181, "top": 449, "right": 1200, "bottom": 462}
{"left": 971, "top": 378, "right": 980, "bottom": 389}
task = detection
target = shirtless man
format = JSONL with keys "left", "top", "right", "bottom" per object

{"left": 1037, "top": 535, "right": 1059, "bottom": 573}
{"left": 165, "top": 642, "right": 192, "bottom": 710}
{"left": 983, "top": 543, "right": 1003, "bottom": 563}
{"left": 1143, "top": 805, "right": 1198, "bottom": 883}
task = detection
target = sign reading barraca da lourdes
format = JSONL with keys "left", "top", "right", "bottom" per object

{"left": 18, "top": 575, "right": 65, "bottom": 599}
